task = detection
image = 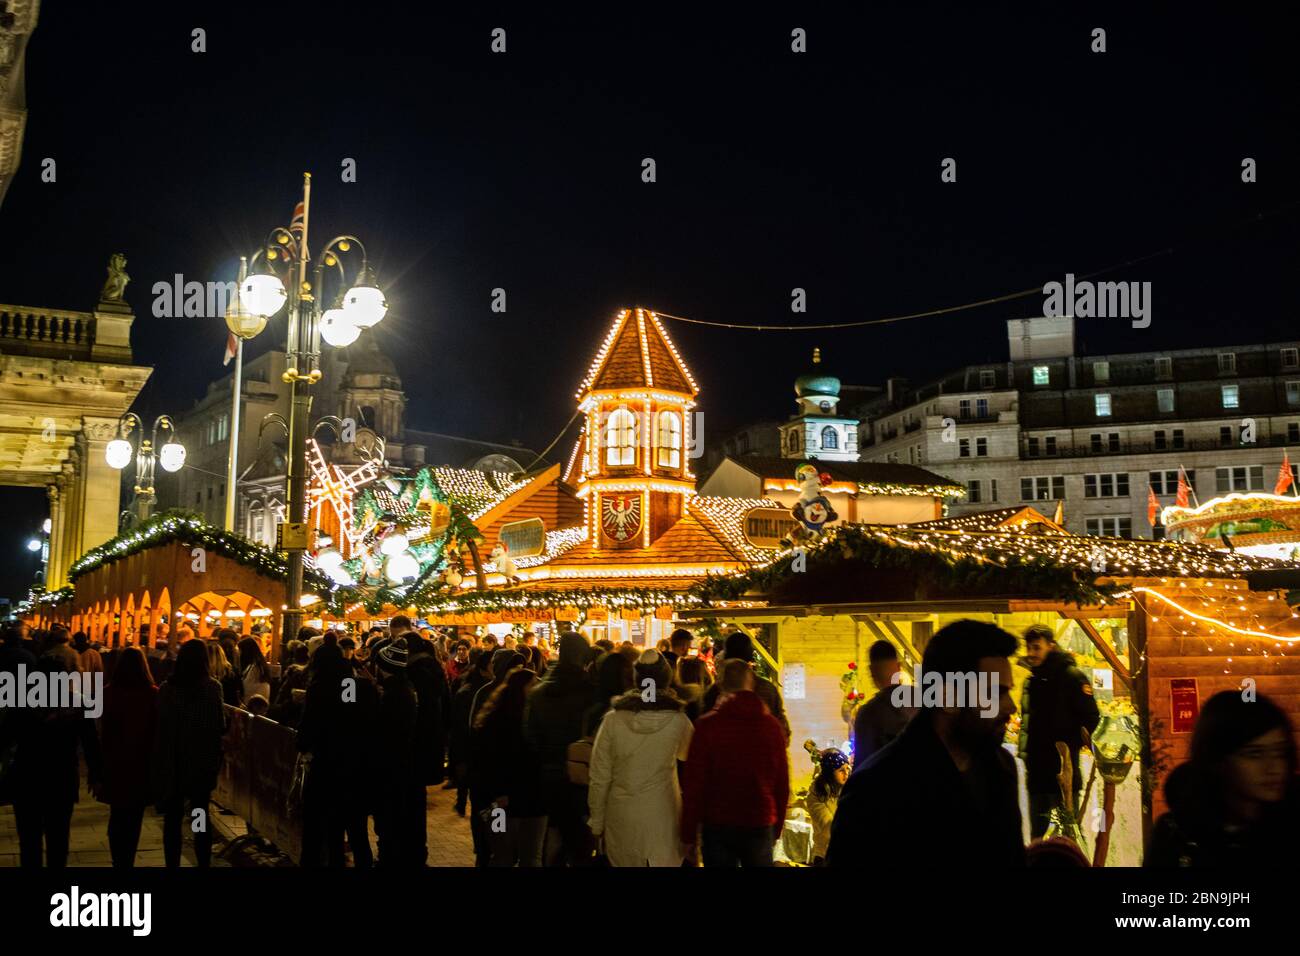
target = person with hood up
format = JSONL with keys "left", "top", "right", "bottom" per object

{"left": 523, "top": 631, "right": 595, "bottom": 865}
{"left": 1019, "top": 624, "right": 1100, "bottom": 837}
{"left": 587, "top": 649, "right": 693, "bottom": 866}
{"left": 1146, "top": 691, "right": 1299, "bottom": 867}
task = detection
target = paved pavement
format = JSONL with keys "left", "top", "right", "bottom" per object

{"left": 0, "top": 779, "right": 476, "bottom": 867}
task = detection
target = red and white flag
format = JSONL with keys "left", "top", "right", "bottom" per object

{"left": 223, "top": 331, "right": 238, "bottom": 367}
{"left": 1276, "top": 452, "right": 1294, "bottom": 496}
{"left": 1147, "top": 485, "right": 1161, "bottom": 527}
{"left": 1175, "top": 468, "right": 1191, "bottom": 508}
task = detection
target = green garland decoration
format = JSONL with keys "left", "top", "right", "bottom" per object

{"left": 695, "top": 523, "right": 1117, "bottom": 608}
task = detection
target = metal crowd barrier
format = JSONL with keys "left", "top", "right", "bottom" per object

{"left": 213, "top": 705, "right": 303, "bottom": 863}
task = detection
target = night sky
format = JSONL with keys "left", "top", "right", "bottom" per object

{"left": 3, "top": 4, "right": 1299, "bottom": 598}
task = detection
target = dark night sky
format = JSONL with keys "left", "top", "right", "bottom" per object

{"left": 3, "top": 4, "right": 1300, "bottom": 598}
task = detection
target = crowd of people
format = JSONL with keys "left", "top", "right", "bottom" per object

{"left": 1, "top": 615, "right": 1297, "bottom": 868}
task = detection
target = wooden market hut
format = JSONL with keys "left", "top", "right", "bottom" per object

{"left": 33, "top": 514, "right": 295, "bottom": 650}
{"left": 682, "top": 506, "right": 1300, "bottom": 865}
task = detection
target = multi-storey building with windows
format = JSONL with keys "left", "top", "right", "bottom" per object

{"left": 854, "top": 316, "right": 1300, "bottom": 538}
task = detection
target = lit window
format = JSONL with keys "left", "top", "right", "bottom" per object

{"left": 1032, "top": 366, "right": 1049, "bottom": 386}
{"left": 656, "top": 411, "right": 682, "bottom": 468}
{"left": 1221, "top": 385, "right": 1239, "bottom": 409}
{"left": 1095, "top": 393, "right": 1112, "bottom": 417}
{"left": 820, "top": 425, "right": 839, "bottom": 451}
{"left": 1157, "top": 388, "right": 1174, "bottom": 413}
{"left": 1093, "top": 361, "right": 1110, "bottom": 384}
{"left": 604, "top": 407, "right": 637, "bottom": 466}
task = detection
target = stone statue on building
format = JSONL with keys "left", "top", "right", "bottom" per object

{"left": 99, "top": 253, "right": 130, "bottom": 303}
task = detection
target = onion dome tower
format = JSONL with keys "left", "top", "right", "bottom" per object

{"left": 779, "top": 347, "right": 860, "bottom": 461}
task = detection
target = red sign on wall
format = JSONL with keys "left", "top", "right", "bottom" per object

{"left": 1170, "top": 678, "right": 1199, "bottom": 734}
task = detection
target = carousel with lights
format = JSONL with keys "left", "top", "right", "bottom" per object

{"left": 1163, "top": 490, "right": 1300, "bottom": 562}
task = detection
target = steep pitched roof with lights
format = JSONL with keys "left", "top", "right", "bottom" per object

{"left": 578, "top": 308, "right": 698, "bottom": 397}
{"left": 905, "top": 506, "right": 1067, "bottom": 534}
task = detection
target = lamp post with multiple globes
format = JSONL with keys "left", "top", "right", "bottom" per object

{"left": 228, "top": 172, "right": 389, "bottom": 659}
{"left": 105, "top": 412, "right": 186, "bottom": 527}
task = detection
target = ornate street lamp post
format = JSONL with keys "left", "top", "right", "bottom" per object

{"left": 105, "top": 412, "right": 186, "bottom": 527}
{"left": 233, "top": 173, "right": 389, "bottom": 660}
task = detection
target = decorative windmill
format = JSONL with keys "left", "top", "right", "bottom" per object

{"left": 306, "top": 437, "right": 383, "bottom": 557}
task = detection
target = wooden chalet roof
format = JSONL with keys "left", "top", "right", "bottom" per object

{"left": 732, "top": 456, "right": 963, "bottom": 495}
{"left": 578, "top": 308, "right": 697, "bottom": 396}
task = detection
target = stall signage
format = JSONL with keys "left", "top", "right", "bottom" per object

{"left": 499, "top": 517, "right": 545, "bottom": 558}
{"left": 781, "top": 662, "right": 806, "bottom": 700}
{"left": 1170, "top": 678, "right": 1199, "bottom": 734}
{"left": 743, "top": 507, "right": 798, "bottom": 548}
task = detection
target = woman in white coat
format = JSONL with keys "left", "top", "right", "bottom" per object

{"left": 588, "top": 650, "right": 693, "bottom": 866}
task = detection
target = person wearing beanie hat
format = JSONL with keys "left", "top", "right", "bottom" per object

{"left": 376, "top": 640, "right": 408, "bottom": 673}
{"left": 523, "top": 631, "right": 595, "bottom": 864}
{"left": 588, "top": 647, "right": 692, "bottom": 866}
{"left": 634, "top": 649, "right": 673, "bottom": 695}
{"left": 372, "top": 633, "right": 422, "bottom": 867}
{"left": 806, "top": 748, "right": 850, "bottom": 865}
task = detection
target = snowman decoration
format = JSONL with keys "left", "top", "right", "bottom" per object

{"left": 490, "top": 541, "right": 522, "bottom": 586}
{"left": 780, "top": 464, "right": 839, "bottom": 548}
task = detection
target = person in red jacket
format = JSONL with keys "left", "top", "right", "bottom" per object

{"left": 681, "top": 659, "right": 789, "bottom": 866}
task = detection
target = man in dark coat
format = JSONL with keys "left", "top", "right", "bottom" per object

{"left": 297, "top": 644, "right": 381, "bottom": 867}
{"left": 1020, "top": 624, "right": 1101, "bottom": 837}
{"left": 5, "top": 650, "right": 103, "bottom": 867}
{"left": 852, "top": 639, "right": 917, "bottom": 769}
{"left": 828, "top": 619, "right": 1024, "bottom": 868}
{"left": 371, "top": 640, "right": 423, "bottom": 867}
{"left": 700, "top": 631, "right": 790, "bottom": 741}
{"left": 523, "top": 631, "right": 594, "bottom": 865}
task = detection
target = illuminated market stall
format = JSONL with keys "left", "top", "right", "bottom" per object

{"left": 681, "top": 505, "right": 1300, "bottom": 865}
